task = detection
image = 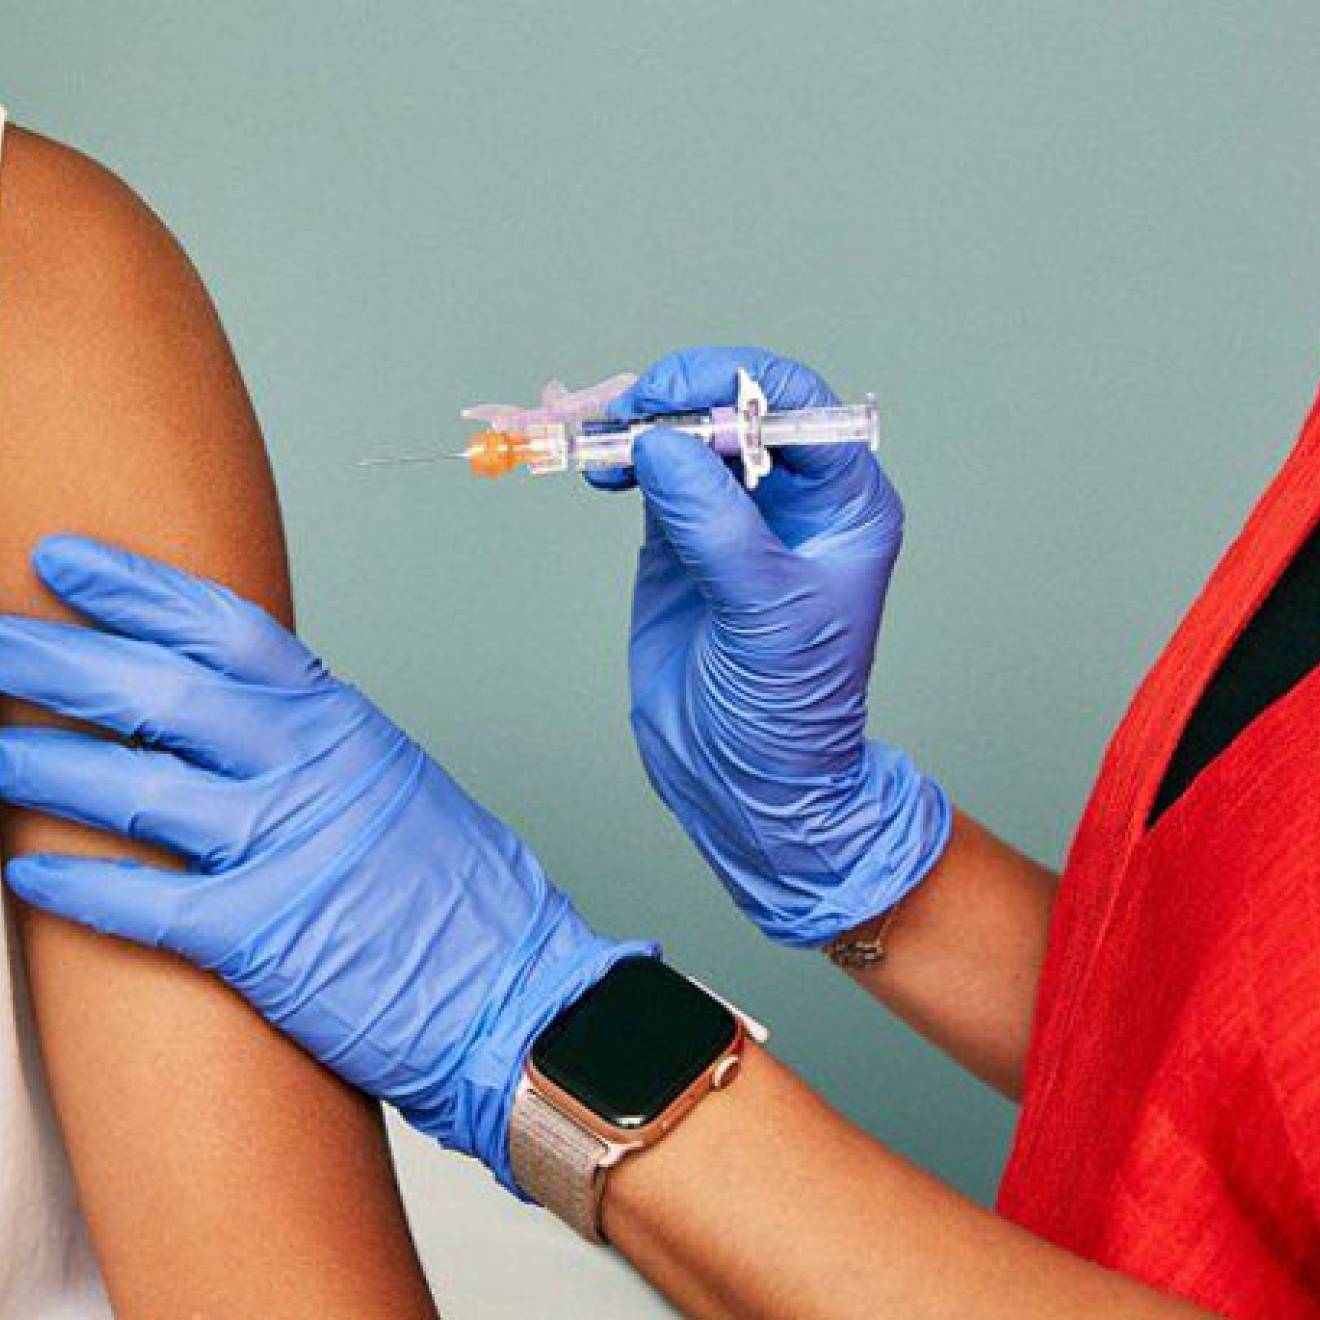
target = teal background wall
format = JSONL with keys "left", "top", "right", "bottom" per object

{"left": 7, "top": 2, "right": 1318, "bottom": 1313}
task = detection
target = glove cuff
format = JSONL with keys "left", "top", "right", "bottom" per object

{"left": 760, "top": 742, "right": 952, "bottom": 949}
{"left": 431, "top": 888, "right": 658, "bottom": 1196}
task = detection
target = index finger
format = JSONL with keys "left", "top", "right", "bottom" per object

{"left": 606, "top": 346, "right": 839, "bottom": 420}
{"left": 609, "top": 346, "right": 860, "bottom": 482}
{"left": 0, "top": 614, "right": 335, "bottom": 776}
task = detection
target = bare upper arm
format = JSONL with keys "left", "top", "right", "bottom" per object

{"left": 0, "top": 126, "right": 436, "bottom": 1318}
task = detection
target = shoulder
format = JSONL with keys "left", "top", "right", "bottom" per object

{"left": 2, "top": 124, "right": 186, "bottom": 271}
{"left": 3, "top": 125, "right": 154, "bottom": 231}
{"left": 0, "top": 124, "right": 213, "bottom": 352}
{"left": 0, "top": 122, "right": 250, "bottom": 483}
{"left": 0, "top": 124, "right": 286, "bottom": 616}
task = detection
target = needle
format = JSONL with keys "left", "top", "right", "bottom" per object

{"left": 355, "top": 452, "right": 470, "bottom": 468}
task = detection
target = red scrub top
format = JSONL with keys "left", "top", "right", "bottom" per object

{"left": 997, "top": 387, "right": 1320, "bottom": 1318}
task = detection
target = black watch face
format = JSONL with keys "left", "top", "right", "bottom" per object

{"left": 531, "top": 958, "right": 737, "bottom": 1131}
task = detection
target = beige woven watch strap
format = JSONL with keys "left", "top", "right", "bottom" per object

{"left": 509, "top": 1082, "right": 613, "bottom": 1243}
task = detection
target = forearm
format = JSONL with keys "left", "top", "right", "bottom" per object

{"left": 605, "top": 1045, "right": 1209, "bottom": 1319}
{"left": 603, "top": 351, "right": 1057, "bottom": 1099}
{"left": 843, "top": 810, "right": 1058, "bottom": 1098}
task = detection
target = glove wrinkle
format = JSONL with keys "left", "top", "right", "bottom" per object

{"left": 612, "top": 347, "right": 953, "bottom": 948}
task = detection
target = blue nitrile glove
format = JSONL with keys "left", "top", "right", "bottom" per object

{"left": 593, "top": 347, "right": 951, "bottom": 947}
{"left": 0, "top": 535, "right": 654, "bottom": 1195}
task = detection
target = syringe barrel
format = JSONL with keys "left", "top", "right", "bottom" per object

{"left": 759, "top": 400, "right": 879, "bottom": 451}
{"left": 567, "top": 400, "right": 878, "bottom": 473}
{"left": 570, "top": 427, "right": 635, "bottom": 470}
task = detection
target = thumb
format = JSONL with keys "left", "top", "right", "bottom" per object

{"left": 632, "top": 428, "right": 792, "bottom": 612}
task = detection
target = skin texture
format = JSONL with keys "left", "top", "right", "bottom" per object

{"left": 594, "top": 814, "right": 1215, "bottom": 1316}
{"left": 604, "top": 1046, "right": 1214, "bottom": 1320}
{"left": 0, "top": 126, "right": 436, "bottom": 1317}
{"left": 845, "top": 810, "right": 1059, "bottom": 1099}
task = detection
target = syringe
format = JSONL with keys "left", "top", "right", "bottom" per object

{"left": 360, "top": 369, "right": 880, "bottom": 490}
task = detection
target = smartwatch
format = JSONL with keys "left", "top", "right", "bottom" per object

{"left": 509, "top": 956, "right": 765, "bottom": 1242}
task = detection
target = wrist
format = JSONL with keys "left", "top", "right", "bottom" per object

{"left": 601, "top": 1038, "right": 776, "bottom": 1240}
{"left": 507, "top": 958, "right": 759, "bottom": 1239}
{"left": 755, "top": 742, "right": 952, "bottom": 949}
{"left": 403, "top": 883, "right": 657, "bottom": 1195}
{"left": 855, "top": 740, "right": 953, "bottom": 915}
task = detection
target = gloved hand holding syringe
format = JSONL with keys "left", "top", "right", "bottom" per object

{"left": 360, "top": 366, "right": 879, "bottom": 490}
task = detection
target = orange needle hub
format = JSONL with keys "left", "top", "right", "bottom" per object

{"left": 465, "top": 430, "right": 533, "bottom": 479}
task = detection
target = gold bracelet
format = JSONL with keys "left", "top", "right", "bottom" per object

{"left": 823, "top": 902, "right": 903, "bottom": 970}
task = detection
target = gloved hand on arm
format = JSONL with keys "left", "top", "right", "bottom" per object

{"left": 0, "top": 535, "right": 653, "bottom": 1193}
{"left": 592, "top": 346, "right": 951, "bottom": 946}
